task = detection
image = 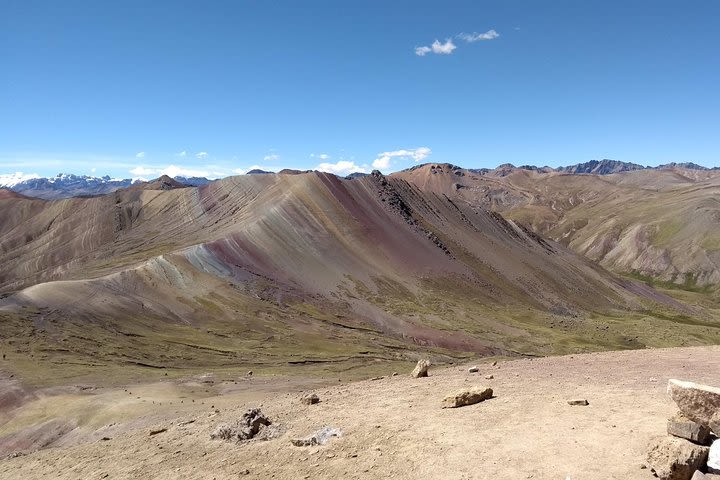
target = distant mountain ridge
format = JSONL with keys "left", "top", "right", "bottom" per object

{"left": 401, "top": 159, "right": 718, "bottom": 176}
{"left": 0, "top": 173, "right": 141, "bottom": 200}
{"left": 556, "top": 159, "right": 647, "bottom": 174}
{"left": 0, "top": 173, "right": 213, "bottom": 200}
{"left": 3, "top": 159, "right": 717, "bottom": 199}
{"left": 392, "top": 161, "right": 720, "bottom": 287}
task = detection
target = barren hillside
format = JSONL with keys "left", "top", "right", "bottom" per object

{"left": 1, "top": 346, "right": 719, "bottom": 479}
{"left": 1, "top": 171, "right": 714, "bottom": 388}
{"left": 393, "top": 164, "right": 720, "bottom": 287}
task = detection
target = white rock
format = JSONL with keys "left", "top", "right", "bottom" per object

{"left": 709, "top": 439, "right": 720, "bottom": 474}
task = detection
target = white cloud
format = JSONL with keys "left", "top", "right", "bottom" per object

{"left": 129, "top": 166, "right": 155, "bottom": 176}
{"left": 91, "top": 167, "right": 96, "bottom": 173}
{"left": 162, "top": 165, "right": 210, "bottom": 178}
{"left": 416, "top": 30, "right": 499, "bottom": 56}
{"left": 316, "top": 160, "right": 367, "bottom": 176}
{"left": 372, "top": 147, "right": 432, "bottom": 170}
{"left": 263, "top": 154, "right": 279, "bottom": 162}
{"left": 458, "top": 30, "right": 499, "bottom": 42}
{"left": 232, "top": 168, "right": 246, "bottom": 175}
{"left": 431, "top": 39, "right": 456, "bottom": 54}
{"left": 247, "top": 164, "right": 278, "bottom": 172}
{"left": 416, "top": 39, "right": 457, "bottom": 56}
{"left": 176, "top": 150, "right": 187, "bottom": 157}
{"left": 129, "top": 164, "right": 211, "bottom": 179}
{"left": 196, "top": 151, "right": 208, "bottom": 159}
{"left": 0, "top": 172, "right": 41, "bottom": 187}
{"left": 135, "top": 151, "right": 146, "bottom": 158}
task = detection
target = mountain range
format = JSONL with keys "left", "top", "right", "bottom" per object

{"left": 394, "top": 162, "right": 720, "bottom": 288}
{"left": 2, "top": 160, "right": 717, "bottom": 200}
{"left": 0, "top": 173, "right": 214, "bottom": 200}
{"left": 1, "top": 166, "right": 718, "bottom": 387}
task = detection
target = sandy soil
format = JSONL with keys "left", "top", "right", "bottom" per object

{"left": 2, "top": 346, "right": 719, "bottom": 479}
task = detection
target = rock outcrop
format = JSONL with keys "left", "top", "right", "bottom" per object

{"left": 668, "top": 380, "right": 720, "bottom": 434}
{"left": 667, "top": 412, "right": 711, "bottom": 445}
{"left": 210, "top": 408, "right": 271, "bottom": 442}
{"left": 646, "top": 436, "right": 709, "bottom": 480}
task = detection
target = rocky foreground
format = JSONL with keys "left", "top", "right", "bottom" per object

{"left": 1, "top": 346, "right": 720, "bottom": 480}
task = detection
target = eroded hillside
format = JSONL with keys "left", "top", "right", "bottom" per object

{"left": 393, "top": 164, "right": 720, "bottom": 288}
{"left": 0, "top": 171, "right": 716, "bottom": 386}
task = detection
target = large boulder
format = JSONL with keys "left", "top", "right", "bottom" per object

{"left": 441, "top": 386, "right": 493, "bottom": 408}
{"left": 668, "top": 380, "right": 720, "bottom": 433}
{"left": 668, "top": 412, "right": 712, "bottom": 445}
{"left": 411, "top": 359, "right": 430, "bottom": 378}
{"left": 646, "top": 435, "right": 709, "bottom": 480}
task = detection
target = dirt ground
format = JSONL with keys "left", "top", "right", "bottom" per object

{"left": 1, "top": 345, "right": 719, "bottom": 479}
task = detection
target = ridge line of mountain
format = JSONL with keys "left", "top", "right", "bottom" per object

{"left": 2, "top": 159, "right": 718, "bottom": 200}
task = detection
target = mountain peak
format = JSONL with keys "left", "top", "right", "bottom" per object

{"left": 556, "top": 159, "right": 646, "bottom": 175}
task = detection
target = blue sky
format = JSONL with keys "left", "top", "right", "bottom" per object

{"left": 1, "top": 0, "right": 719, "bottom": 180}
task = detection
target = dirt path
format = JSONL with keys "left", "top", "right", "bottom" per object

{"left": 2, "top": 346, "right": 719, "bottom": 479}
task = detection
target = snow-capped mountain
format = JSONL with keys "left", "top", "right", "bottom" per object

{"left": 0, "top": 173, "right": 213, "bottom": 200}
{"left": 0, "top": 172, "right": 42, "bottom": 188}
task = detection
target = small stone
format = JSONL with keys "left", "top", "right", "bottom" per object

{"left": 485, "top": 374, "right": 494, "bottom": 380}
{"left": 667, "top": 412, "right": 711, "bottom": 445}
{"left": 247, "top": 370, "right": 253, "bottom": 376}
{"left": 468, "top": 366, "right": 479, "bottom": 373}
{"left": 391, "top": 372, "right": 398, "bottom": 377}
{"left": 301, "top": 393, "right": 320, "bottom": 405}
{"left": 149, "top": 428, "right": 167, "bottom": 436}
{"left": 291, "top": 426, "right": 342, "bottom": 447}
{"left": 411, "top": 359, "right": 430, "bottom": 378}
{"left": 567, "top": 399, "right": 589, "bottom": 406}
{"left": 646, "top": 435, "right": 709, "bottom": 480}
{"left": 491, "top": 361, "right": 498, "bottom": 366}
{"left": 441, "top": 386, "right": 493, "bottom": 408}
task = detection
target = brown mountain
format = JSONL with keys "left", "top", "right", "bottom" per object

{"left": 0, "top": 189, "right": 33, "bottom": 200}
{"left": 393, "top": 163, "right": 720, "bottom": 288}
{"left": 0, "top": 171, "right": 708, "bottom": 386}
